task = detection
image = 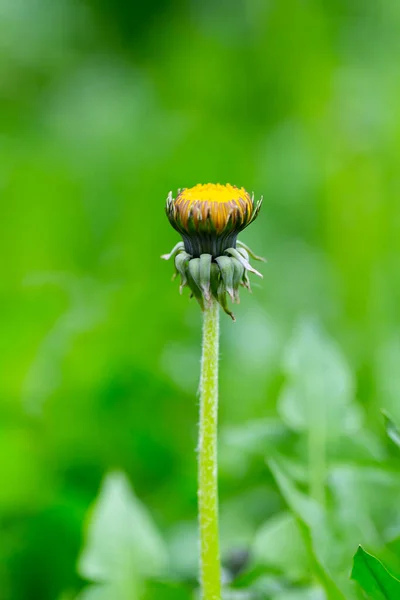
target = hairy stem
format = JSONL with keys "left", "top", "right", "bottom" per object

{"left": 198, "top": 298, "right": 221, "bottom": 600}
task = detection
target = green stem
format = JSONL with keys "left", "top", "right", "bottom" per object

{"left": 198, "top": 298, "right": 221, "bottom": 600}
{"left": 307, "top": 384, "right": 326, "bottom": 507}
{"left": 308, "top": 417, "right": 326, "bottom": 506}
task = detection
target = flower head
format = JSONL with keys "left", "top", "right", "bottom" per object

{"left": 166, "top": 183, "right": 262, "bottom": 257}
{"left": 162, "top": 183, "right": 264, "bottom": 320}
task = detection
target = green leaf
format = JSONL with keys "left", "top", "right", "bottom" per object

{"left": 268, "top": 459, "right": 347, "bottom": 600}
{"left": 167, "top": 521, "right": 198, "bottom": 578}
{"left": 76, "top": 579, "right": 193, "bottom": 600}
{"left": 221, "top": 418, "right": 288, "bottom": 457}
{"left": 382, "top": 411, "right": 400, "bottom": 449}
{"left": 75, "top": 584, "right": 116, "bottom": 600}
{"left": 253, "top": 512, "right": 310, "bottom": 580}
{"left": 278, "top": 318, "right": 359, "bottom": 439}
{"left": 143, "top": 579, "right": 193, "bottom": 600}
{"left": 277, "top": 319, "right": 362, "bottom": 510}
{"left": 329, "top": 465, "right": 400, "bottom": 552}
{"left": 272, "top": 588, "right": 326, "bottom": 600}
{"left": 78, "top": 471, "right": 167, "bottom": 587}
{"left": 268, "top": 460, "right": 326, "bottom": 532}
{"left": 351, "top": 546, "right": 400, "bottom": 599}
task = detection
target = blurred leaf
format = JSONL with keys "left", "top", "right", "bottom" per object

{"left": 252, "top": 512, "right": 309, "bottom": 580}
{"left": 222, "top": 590, "right": 259, "bottom": 600}
{"left": 328, "top": 466, "right": 400, "bottom": 551}
{"left": 272, "top": 588, "right": 326, "bottom": 600}
{"left": 76, "top": 579, "right": 193, "bottom": 600}
{"left": 226, "top": 581, "right": 326, "bottom": 600}
{"left": 221, "top": 418, "right": 289, "bottom": 457}
{"left": 382, "top": 411, "right": 400, "bottom": 450}
{"left": 351, "top": 546, "right": 400, "bottom": 599}
{"left": 230, "top": 566, "right": 285, "bottom": 591}
{"left": 375, "top": 339, "right": 400, "bottom": 425}
{"left": 278, "top": 318, "right": 362, "bottom": 507}
{"left": 75, "top": 584, "right": 116, "bottom": 600}
{"left": 142, "top": 579, "right": 193, "bottom": 600}
{"left": 268, "top": 459, "right": 348, "bottom": 600}
{"left": 279, "top": 318, "right": 358, "bottom": 438}
{"left": 58, "top": 592, "right": 76, "bottom": 600}
{"left": 78, "top": 471, "right": 167, "bottom": 588}
{"left": 268, "top": 460, "right": 326, "bottom": 532}
{"left": 22, "top": 273, "right": 114, "bottom": 414}
{"left": 219, "top": 418, "right": 290, "bottom": 482}
{"left": 166, "top": 521, "right": 198, "bottom": 578}
{"left": 329, "top": 430, "right": 385, "bottom": 463}
{"left": 220, "top": 486, "right": 279, "bottom": 555}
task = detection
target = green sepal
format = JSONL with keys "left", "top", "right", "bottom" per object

{"left": 199, "top": 254, "right": 212, "bottom": 301}
{"left": 242, "top": 269, "right": 251, "bottom": 291}
{"left": 216, "top": 256, "right": 235, "bottom": 301}
{"left": 187, "top": 258, "right": 204, "bottom": 309}
{"left": 162, "top": 225, "right": 265, "bottom": 319}
{"left": 225, "top": 247, "right": 262, "bottom": 278}
{"left": 237, "top": 246, "right": 249, "bottom": 261}
{"left": 237, "top": 240, "right": 266, "bottom": 262}
{"left": 161, "top": 241, "right": 185, "bottom": 261}
{"left": 175, "top": 251, "right": 192, "bottom": 292}
{"left": 231, "top": 258, "right": 244, "bottom": 302}
{"left": 217, "top": 281, "right": 235, "bottom": 321}
{"left": 209, "top": 262, "right": 221, "bottom": 299}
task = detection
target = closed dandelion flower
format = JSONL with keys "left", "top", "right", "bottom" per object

{"left": 162, "top": 183, "right": 264, "bottom": 320}
{"left": 166, "top": 183, "right": 261, "bottom": 257}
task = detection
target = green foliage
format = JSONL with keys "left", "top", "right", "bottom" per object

{"left": 351, "top": 546, "right": 400, "bottom": 599}
{"left": 382, "top": 412, "right": 400, "bottom": 451}
{"left": 2, "top": 0, "right": 400, "bottom": 598}
{"left": 77, "top": 472, "right": 168, "bottom": 599}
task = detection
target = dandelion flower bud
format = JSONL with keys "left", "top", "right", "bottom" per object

{"left": 162, "top": 183, "right": 264, "bottom": 320}
{"left": 165, "top": 183, "right": 262, "bottom": 258}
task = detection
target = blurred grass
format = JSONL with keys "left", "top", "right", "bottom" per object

{"left": 1, "top": 0, "right": 400, "bottom": 598}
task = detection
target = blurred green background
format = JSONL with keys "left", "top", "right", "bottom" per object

{"left": 2, "top": 0, "right": 400, "bottom": 599}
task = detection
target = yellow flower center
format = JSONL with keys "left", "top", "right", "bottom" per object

{"left": 178, "top": 183, "right": 247, "bottom": 205}
{"left": 174, "top": 183, "right": 253, "bottom": 234}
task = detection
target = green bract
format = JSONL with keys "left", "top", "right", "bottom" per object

{"left": 162, "top": 240, "right": 264, "bottom": 320}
